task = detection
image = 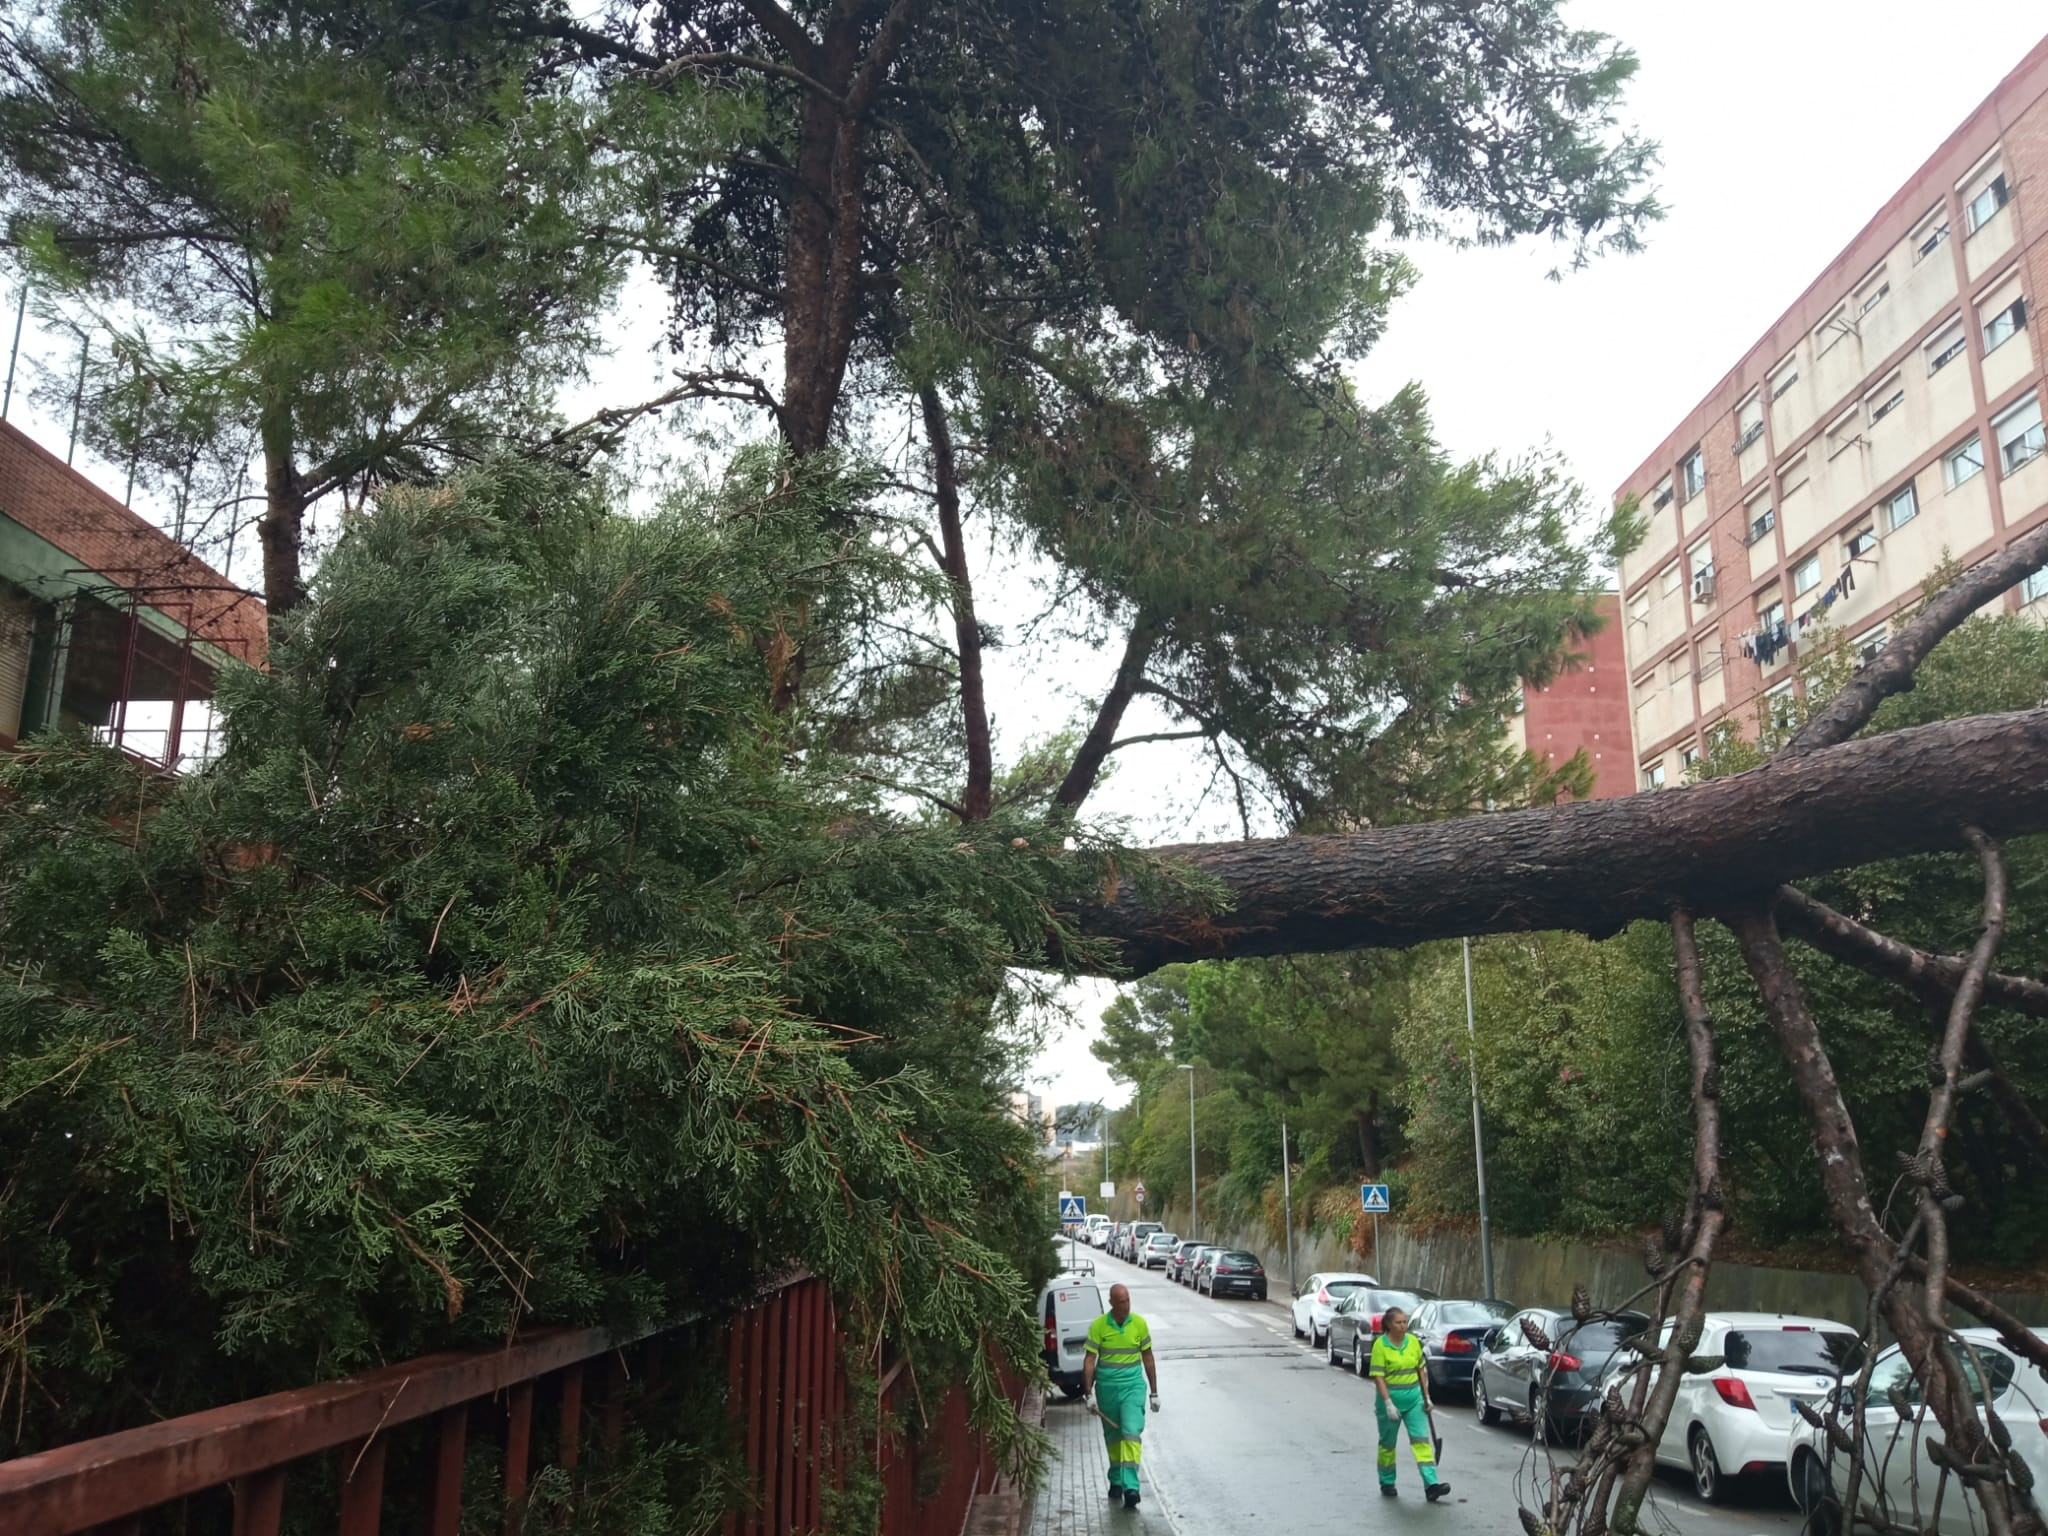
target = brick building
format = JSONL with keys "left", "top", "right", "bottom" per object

{"left": 1616, "top": 38, "right": 2048, "bottom": 789}
{"left": 0, "top": 422, "right": 264, "bottom": 765}
{"left": 1506, "top": 592, "right": 1634, "bottom": 800}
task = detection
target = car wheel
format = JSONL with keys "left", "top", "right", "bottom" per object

{"left": 1690, "top": 1426, "right": 1727, "bottom": 1504}
{"left": 1292, "top": 1313, "right": 1303, "bottom": 1339}
{"left": 1474, "top": 1371, "right": 1500, "bottom": 1426}
{"left": 1353, "top": 1336, "right": 1365, "bottom": 1375}
{"left": 1328, "top": 1331, "right": 1343, "bottom": 1366}
{"left": 1060, "top": 1380, "right": 1085, "bottom": 1400}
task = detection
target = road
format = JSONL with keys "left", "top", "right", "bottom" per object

{"left": 1032, "top": 1247, "right": 1806, "bottom": 1536}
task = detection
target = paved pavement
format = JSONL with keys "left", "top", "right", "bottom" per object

{"left": 1031, "top": 1246, "right": 1808, "bottom": 1536}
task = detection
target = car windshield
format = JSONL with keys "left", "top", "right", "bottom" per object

{"left": 1724, "top": 1328, "right": 1862, "bottom": 1376}
{"left": 1865, "top": 1346, "right": 2015, "bottom": 1408}
{"left": 1364, "top": 1289, "right": 1424, "bottom": 1314}
{"left": 1323, "top": 1280, "right": 1367, "bottom": 1298}
{"left": 1147, "top": 1234, "right": 1177, "bottom": 1247}
{"left": 1436, "top": 1301, "right": 1514, "bottom": 1328}
{"left": 1220, "top": 1251, "right": 1260, "bottom": 1265}
{"left": 1560, "top": 1317, "right": 1649, "bottom": 1357}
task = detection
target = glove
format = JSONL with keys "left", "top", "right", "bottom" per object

{"left": 1149, "top": 1394, "right": 1161, "bottom": 1413}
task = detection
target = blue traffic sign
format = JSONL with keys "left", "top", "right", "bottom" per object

{"left": 1059, "top": 1194, "right": 1088, "bottom": 1222}
{"left": 1360, "top": 1183, "right": 1391, "bottom": 1214}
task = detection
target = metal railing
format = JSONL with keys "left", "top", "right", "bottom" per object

{"left": 0, "top": 1275, "right": 1011, "bottom": 1536}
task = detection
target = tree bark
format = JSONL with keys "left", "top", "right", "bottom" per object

{"left": 257, "top": 404, "right": 305, "bottom": 627}
{"left": 1063, "top": 706, "right": 2048, "bottom": 974}
{"left": 918, "top": 383, "right": 992, "bottom": 820}
{"left": 1054, "top": 616, "right": 1158, "bottom": 811}
{"left": 1774, "top": 885, "right": 2048, "bottom": 1019}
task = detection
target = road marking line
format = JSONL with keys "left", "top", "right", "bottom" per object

{"left": 1212, "top": 1312, "right": 1252, "bottom": 1329}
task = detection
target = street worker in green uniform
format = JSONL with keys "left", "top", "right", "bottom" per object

{"left": 1083, "top": 1283, "right": 1159, "bottom": 1510}
{"left": 1372, "top": 1307, "right": 1449, "bottom": 1502}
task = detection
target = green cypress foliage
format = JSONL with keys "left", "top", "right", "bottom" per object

{"left": 0, "top": 457, "right": 1087, "bottom": 1473}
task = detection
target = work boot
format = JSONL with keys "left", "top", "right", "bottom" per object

{"left": 1380, "top": 1485, "right": 1398, "bottom": 1498}
{"left": 1124, "top": 1489, "right": 1141, "bottom": 1510}
{"left": 1426, "top": 1482, "right": 1451, "bottom": 1503}
{"left": 1108, "top": 1478, "right": 1121, "bottom": 1501}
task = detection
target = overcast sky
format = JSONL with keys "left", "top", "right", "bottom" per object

{"left": 7, "top": 3, "right": 2045, "bottom": 1113}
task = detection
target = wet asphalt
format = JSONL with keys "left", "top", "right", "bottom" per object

{"left": 1050, "top": 1246, "right": 1808, "bottom": 1536}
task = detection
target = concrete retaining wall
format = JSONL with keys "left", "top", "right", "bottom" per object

{"left": 1152, "top": 1203, "right": 2048, "bottom": 1332}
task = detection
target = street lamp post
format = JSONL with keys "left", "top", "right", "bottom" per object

{"left": 1280, "top": 1112, "right": 1296, "bottom": 1300}
{"left": 1179, "top": 1064, "right": 1197, "bottom": 1239}
{"left": 1463, "top": 937, "right": 1497, "bottom": 1301}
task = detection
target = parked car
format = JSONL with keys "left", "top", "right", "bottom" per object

{"left": 1198, "top": 1249, "right": 1268, "bottom": 1301}
{"left": 1167, "top": 1241, "right": 1211, "bottom": 1285}
{"left": 1788, "top": 1327, "right": 2048, "bottom": 1534}
{"left": 1471, "top": 1308, "right": 1652, "bottom": 1441}
{"left": 1124, "top": 1221, "right": 1163, "bottom": 1261}
{"left": 1291, "top": 1271, "right": 1378, "bottom": 1346}
{"left": 1038, "top": 1270, "right": 1109, "bottom": 1399}
{"left": 1412, "top": 1299, "right": 1517, "bottom": 1394}
{"left": 1138, "top": 1231, "right": 1180, "bottom": 1269}
{"left": 1328, "top": 1286, "right": 1440, "bottom": 1372}
{"left": 1105, "top": 1222, "right": 1129, "bottom": 1259}
{"left": 1628, "top": 1312, "right": 1860, "bottom": 1502}
{"left": 1085, "top": 1214, "right": 1111, "bottom": 1247}
{"left": 1180, "top": 1246, "right": 1221, "bottom": 1287}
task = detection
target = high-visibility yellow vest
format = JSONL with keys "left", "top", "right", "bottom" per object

{"left": 1371, "top": 1332, "right": 1424, "bottom": 1390}
{"left": 1085, "top": 1313, "right": 1153, "bottom": 1373}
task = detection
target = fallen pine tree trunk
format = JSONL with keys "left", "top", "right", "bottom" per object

{"left": 1069, "top": 703, "right": 2048, "bottom": 974}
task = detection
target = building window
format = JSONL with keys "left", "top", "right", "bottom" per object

{"left": 1868, "top": 382, "right": 1905, "bottom": 424}
{"left": 1698, "top": 641, "right": 1723, "bottom": 679}
{"left": 1511, "top": 689, "right": 1527, "bottom": 714}
{"left": 1983, "top": 296, "right": 2027, "bottom": 351}
{"left": 1652, "top": 475, "right": 1674, "bottom": 510}
{"left": 1816, "top": 303, "right": 1851, "bottom": 354}
{"left": 1846, "top": 524, "right": 1877, "bottom": 559}
{"left": 1735, "top": 395, "right": 1765, "bottom": 454}
{"left": 1770, "top": 362, "right": 1800, "bottom": 401}
{"left": 2022, "top": 569, "right": 2048, "bottom": 606}
{"left": 1680, "top": 450, "right": 1705, "bottom": 501}
{"left": 1966, "top": 172, "right": 2009, "bottom": 234}
{"left": 1747, "top": 505, "right": 1776, "bottom": 545}
{"left": 1926, "top": 318, "right": 1968, "bottom": 373}
{"left": 1826, "top": 408, "right": 1862, "bottom": 459}
{"left": 1914, "top": 209, "right": 1951, "bottom": 262}
{"left": 1765, "top": 682, "right": 1798, "bottom": 731}
{"left": 1643, "top": 763, "right": 1666, "bottom": 791}
{"left": 1945, "top": 435, "right": 1985, "bottom": 488}
{"left": 1758, "top": 598, "right": 1786, "bottom": 633}
{"left": 1680, "top": 745, "right": 1700, "bottom": 771}
{"left": 1858, "top": 279, "right": 1890, "bottom": 316}
{"left": 1883, "top": 482, "right": 1919, "bottom": 530}
{"left": 1793, "top": 554, "right": 1823, "bottom": 596}
{"left": 1854, "top": 626, "right": 1888, "bottom": 664}
{"left": 1996, "top": 394, "right": 2045, "bottom": 475}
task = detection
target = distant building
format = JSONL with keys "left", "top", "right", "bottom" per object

{"left": 0, "top": 423, "right": 263, "bottom": 767}
{"left": 1053, "top": 1103, "right": 1104, "bottom": 1149}
{"left": 1504, "top": 592, "right": 1633, "bottom": 799}
{"left": 1006, "top": 1090, "right": 1055, "bottom": 1147}
{"left": 1615, "top": 42, "right": 2048, "bottom": 790}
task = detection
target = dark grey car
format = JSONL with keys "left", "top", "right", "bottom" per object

{"left": 1472, "top": 1308, "right": 1652, "bottom": 1440}
{"left": 1327, "top": 1286, "right": 1438, "bottom": 1373}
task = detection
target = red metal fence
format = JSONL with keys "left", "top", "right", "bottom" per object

{"left": 0, "top": 1275, "right": 1015, "bottom": 1536}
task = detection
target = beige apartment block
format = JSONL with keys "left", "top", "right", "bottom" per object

{"left": 1616, "top": 38, "right": 2048, "bottom": 791}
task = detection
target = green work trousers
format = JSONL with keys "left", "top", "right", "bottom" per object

{"left": 1096, "top": 1371, "right": 1147, "bottom": 1492}
{"left": 1376, "top": 1385, "right": 1440, "bottom": 1489}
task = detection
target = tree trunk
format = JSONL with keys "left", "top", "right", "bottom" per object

{"left": 257, "top": 406, "right": 305, "bottom": 626}
{"left": 1357, "top": 1095, "right": 1380, "bottom": 1178}
{"left": 1061, "top": 706, "right": 2048, "bottom": 974}
{"left": 919, "top": 383, "right": 992, "bottom": 820}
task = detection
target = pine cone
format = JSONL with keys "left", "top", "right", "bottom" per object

{"left": 1519, "top": 1508, "right": 1550, "bottom": 1536}
{"left": 1827, "top": 1418, "right": 1855, "bottom": 1455}
{"left": 1520, "top": 1316, "right": 1554, "bottom": 1352}
{"left": 1888, "top": 1381, "right": 1915, "bottom": 1419}
{"left": 1572, "top": 1283, "right": 1594, "bottom": 1322}
{"left": 1661, "top": 1211, "right": 1684, "bottom": 1253}
{"left": 1988, "top": 1411, "right": 2014, "bottom": 1454}
{"left": 1794, "top": 1399, "right": 1825, "bottom": 1429}
{"left": 2011, "top": 1453, "right": 2034, "bottom": 1493}
{"left": 1643, "top": 1236, "right": 1670, "bottom": 1277}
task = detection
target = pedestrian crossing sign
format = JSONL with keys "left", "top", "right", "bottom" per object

{"left": 1059, "top": 1194, "right": 1088, "bottom": 1222}
{"left": 1360, "top": 1183, "right": 1391, "bottom": 1214}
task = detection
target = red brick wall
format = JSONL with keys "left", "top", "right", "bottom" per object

{"left": 1522, "top": 593, "right": 1633, "bottom": 800}
{"left": 0, "top": 423, "right": 265, "bottom": 664}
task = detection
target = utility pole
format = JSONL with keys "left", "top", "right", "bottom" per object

{"left": 2, "top": 283, "right": 26, "bottom": 420}
{"left": 1280, "top": 1113, "right": 1296, "bottom": 1300}
{"left": 1463, "top": 937, "right": 1497, "bottom": 1301}
{"left": 1180, "top": 1063, "right": 1197, "bottom": 1238}
{"left": 67, "top": 333, "right": 90, "bottom": 464}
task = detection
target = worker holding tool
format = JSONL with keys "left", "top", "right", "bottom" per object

{"left": 1082, "top": 1283, "right": 1159, "bottom": 1510}
{"left": 1372, "top": 1306, "right": 1449, "bottom": 1502}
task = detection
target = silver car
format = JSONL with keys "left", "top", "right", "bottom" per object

{"left": 1139, "top": 1231, "right": 1180, "bottom": 1269}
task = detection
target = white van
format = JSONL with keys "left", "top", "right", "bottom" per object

{"left": 1040, "top": 1270, "right": 1109, "bottom": 1398}
{"left": 1085, "top": 1213, "right": 1112, "bottom": 1247}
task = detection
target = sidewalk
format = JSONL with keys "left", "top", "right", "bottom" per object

{"left": 1028, "top": 1394, "right": 1173, "bottom": 1536}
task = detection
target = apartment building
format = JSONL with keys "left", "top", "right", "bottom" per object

{"left": 0, "top": 422, "right": 263, "bottom": 766}
{"left": 1616, "top": 39, "right": 2048, "bottom": 790}
{"left": 1505, "top": 592, "right": 1633, "bottom": 799}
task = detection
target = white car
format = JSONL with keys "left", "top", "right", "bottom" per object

{"left": 1289, "top": 1271, "right": 1377, "bottom": 1346}
{"left": 1085, "top": 1214, "right": 1112, "bottom": 1247}
{"left": 1789, "top": 1327, "right": 2048, "bottom": 1535}
{"left": 1644, "top": 1312, "right": 1859, "bottom": 1502}
{"left": 1139, "top": 1231, "right": 1179, "bottom": 1269}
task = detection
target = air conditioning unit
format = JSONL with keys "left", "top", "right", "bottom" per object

{"left": 1692, "top": 568, "right": 1716, "bottom": 602}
